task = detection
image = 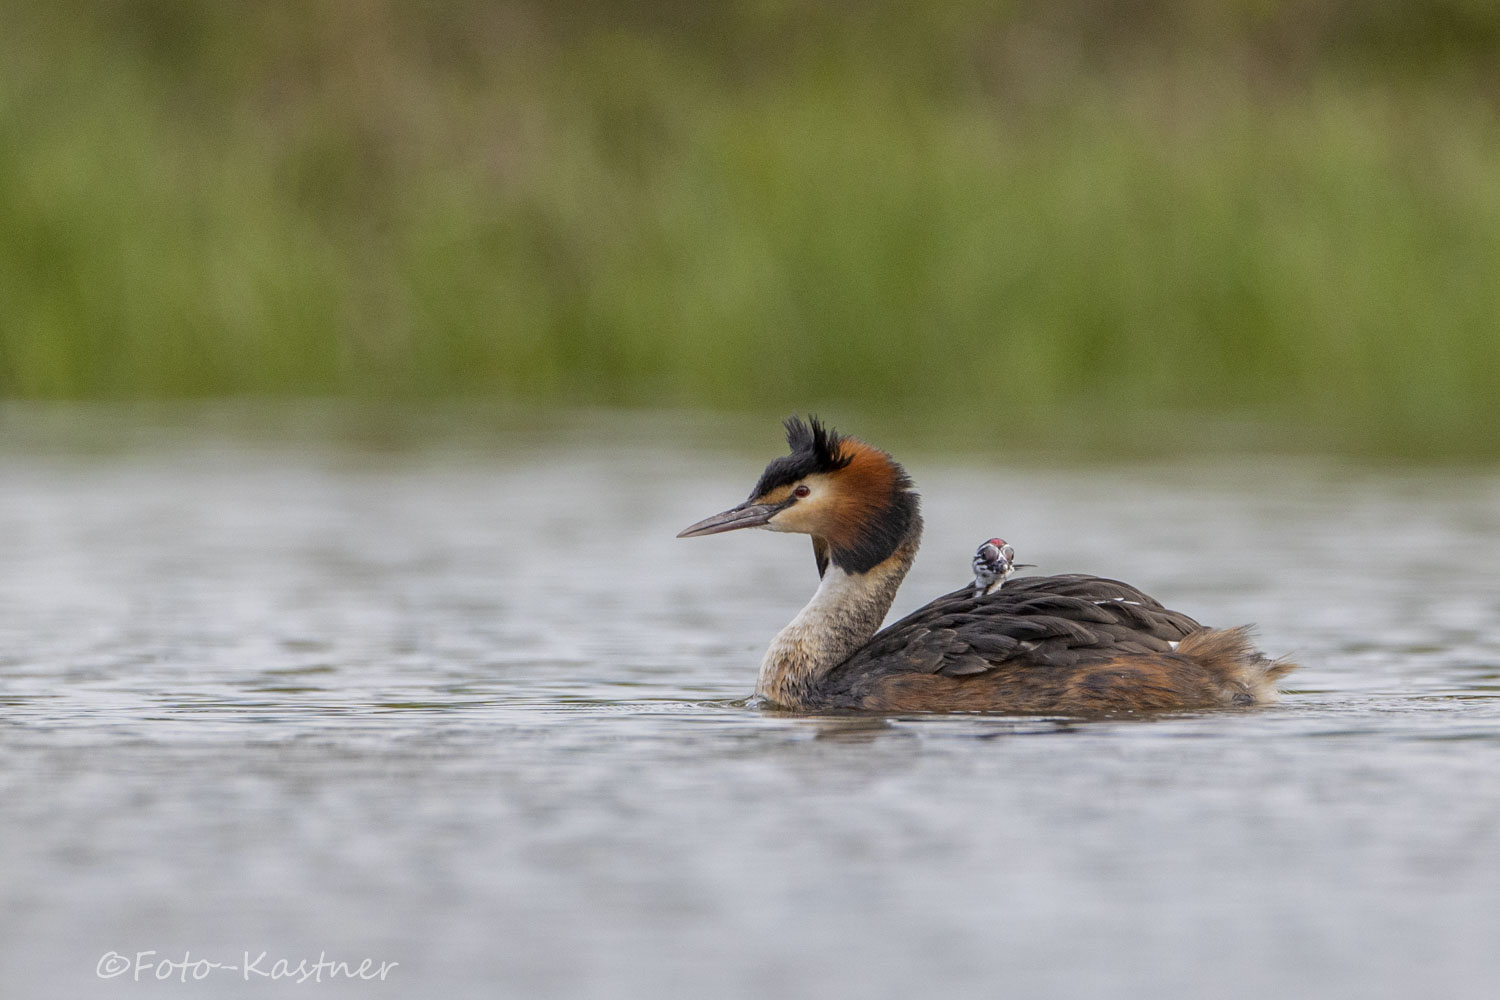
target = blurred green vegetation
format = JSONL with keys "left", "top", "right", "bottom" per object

{"left": 1, "top": 1, "right": 1498, "bottom": 454}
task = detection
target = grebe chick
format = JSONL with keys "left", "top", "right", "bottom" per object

{"left": 971, "top": 537, "right": 1034, "bottom": 596}
{"left": 678, "top": 416, "right": 1295, "bottom": 714}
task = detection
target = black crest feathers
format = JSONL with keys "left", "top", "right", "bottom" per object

{"left": 750, "top": 415, "right": 854, "bottom": 499}
{"left": 783, "top": 415, "right": 853, "bottom": 473}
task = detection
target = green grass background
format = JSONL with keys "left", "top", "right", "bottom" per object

{"left": 2, "top": 1, "right": 1498, "bottom": 454}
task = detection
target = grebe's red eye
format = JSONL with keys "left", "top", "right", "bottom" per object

{"left": 793, "top": 485, "right": 811, "bottom": 499}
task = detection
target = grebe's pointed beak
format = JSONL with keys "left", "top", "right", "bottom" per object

{"left": 677, "top": 500, "right": 781, "bottom": 538}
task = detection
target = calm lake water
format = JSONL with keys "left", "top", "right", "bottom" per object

{"left": 2, "top": 411, "right": 1499, "bottom": 999}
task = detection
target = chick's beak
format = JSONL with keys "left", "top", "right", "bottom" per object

{"left": 676, "top": 500, "right": 782, "bottom": 538}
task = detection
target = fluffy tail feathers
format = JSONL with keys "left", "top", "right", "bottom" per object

{"left": 1177, "top": 625, "right": 1297, "bottom": 707}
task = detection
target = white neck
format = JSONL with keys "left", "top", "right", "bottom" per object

{"left": 755, "top": 544, "right": 915, "bottom": 708}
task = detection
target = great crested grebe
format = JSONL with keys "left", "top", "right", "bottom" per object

{"left": 678, "top": 417, "right": 1294, "bottom": 713}
{"left": 971, "top": 538, "right": 1032, "bottom": 596}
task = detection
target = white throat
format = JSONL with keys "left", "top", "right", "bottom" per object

{"left": 755, "top": 554, "right": 911, "bottom": 705}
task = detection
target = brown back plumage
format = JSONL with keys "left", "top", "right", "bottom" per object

{"left": 813, "top": 574, "right": 1296, "bottom": 713}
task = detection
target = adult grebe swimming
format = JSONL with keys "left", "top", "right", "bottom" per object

{"left": 678, "top": 417, "right": 1294, "bottom": 713}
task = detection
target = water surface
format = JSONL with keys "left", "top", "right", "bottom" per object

{"left": 2, "top": 413, "right": 1499, "bottom": 998}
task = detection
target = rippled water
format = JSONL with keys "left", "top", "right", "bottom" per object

{"left": 2, "top": 412, "right": 1499, "bottom": 999}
